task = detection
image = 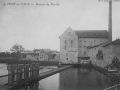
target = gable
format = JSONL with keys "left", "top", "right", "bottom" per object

{"left": 59, "top": 27, "right": 78, "bottom": 39}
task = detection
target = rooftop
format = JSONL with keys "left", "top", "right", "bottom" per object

{"left": 102, "top": 39, "right": 120, "bottom": 47}
{"left": 87, "top": 42, "right": 107, "bottom": 49}
{"left": 88, "top": 39, "right": 120, "bottom": 49}
{"left": 75, "top": 30, "right": 109, "bottom": 38}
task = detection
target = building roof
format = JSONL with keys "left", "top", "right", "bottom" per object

{"left": 75, "top": 30, "right": 109, "bottom": 38}
{"left": 24, "top": 53, "right": 39, "bottom": 56}
{"left": 102, "top": 39, "right": 120, "bottom": 47}
{"left": 87, "top": 42, "right": 106, "bottom": 49}
{"left": 87, "top": 40, "right": 112, "bottom": 49}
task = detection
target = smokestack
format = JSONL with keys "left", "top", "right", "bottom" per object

{"left": 108, "top": 0, "right": 112, "bottom": 42}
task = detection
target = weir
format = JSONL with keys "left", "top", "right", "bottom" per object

{"left": 0, "top": 63, "right": 72, "bottom": 89}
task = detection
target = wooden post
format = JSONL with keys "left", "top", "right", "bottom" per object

{"left": 7, "top": 64, "right": 14, "bottom": 86}
{"left": 32, "top": 63, "right": 35, "bottom": 80}
{"left": 16, "top": 64, "right": 23, "bottom": 86}
{"left": 29, "top": 63, "right": 34, "bottom": 81}
{"left": 32, "top": 63, "right": 36, "bottom": 81}
{"left": 36, "top": 63, "right": 39, "bottom": 80}
{"left": 29, "top": 63, "right": 39, "bottom": 82}
{"left": 7, "top": 64, "right": 17, "bottom": 87}
{"left": 24, "top": 64, "right": 29, "bottom": 82}
{"left": 34, "top": 63, "right": 39, "bottom": 81}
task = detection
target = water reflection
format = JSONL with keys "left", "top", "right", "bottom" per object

{"left": 39, "top": 74, "right": 59, "bottom": 90}
{"left": 60, "top": 68, "right": 110, "bottom": 90}
{"left": 11, "top": 67, "right": 120, "bottom": 90}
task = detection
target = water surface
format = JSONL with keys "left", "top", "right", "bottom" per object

{"left": 15, "top": 67, "right": 120, "bottom": 90}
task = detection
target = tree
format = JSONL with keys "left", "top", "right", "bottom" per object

{"left": 10, "top": 44, "right": 25, "bottom": 53}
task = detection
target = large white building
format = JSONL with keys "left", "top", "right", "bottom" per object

{"left": 60, "top": 0, "right": 113, "bottom": 64}
{"left": 60, "top": 27, "right": 109, "bottom": 63}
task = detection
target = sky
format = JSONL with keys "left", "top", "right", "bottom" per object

{"left": 0, "top": 0, "right": 120, "bottom": 51}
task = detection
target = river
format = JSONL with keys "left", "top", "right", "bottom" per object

{"left": 10, "top": 66, "right": 120, "bottom": 90}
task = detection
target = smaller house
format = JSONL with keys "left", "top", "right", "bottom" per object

{"left": 48, "top": 51, "right": 60, "bottom": 61}
{"left": 33, "top": 49, "right": 49, "bottom": 61}
{"left": 38, "top": 52, "right": 48, "bottom": 61}
{"left": 102, "top": 39, "right": 120, "bottom": 66}
{"left": 88, "top": 39, "right": 120, "bottom": 67}
{"left": 21, "top": 49, "right": 60, "bottom": 61}
{"left": 25, "top": 53, "right": 39, "bottom": 61}
{"left": 88, "top": 42, "right": 107, "bottom": 65}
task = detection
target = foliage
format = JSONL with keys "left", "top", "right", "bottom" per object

{"left": 10, "top": 44, "right": 25, "bottom": 53}
{"left": 0, "top": 52, "right": 20, "bottom": 58}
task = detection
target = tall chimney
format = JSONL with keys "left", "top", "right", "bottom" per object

{"left": 108, "top": 0, "right": 112, "bottom": 42}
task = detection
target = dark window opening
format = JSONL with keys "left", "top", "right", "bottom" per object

{"left": 96, "top": 50, "right": 103, "bottom": 60}
{"left": 71, "top": 40, "right": 73, "bottom": 47}
{"left": 64, "top": 40, "right": 66, "bottom": 50}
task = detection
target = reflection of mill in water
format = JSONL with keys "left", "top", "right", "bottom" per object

{"left": 78, "top": 68, "right": 91, "bottom": 74}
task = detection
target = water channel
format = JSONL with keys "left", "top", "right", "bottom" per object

{"left": 12, "top": 66, "right": 120, "bottom": 90}
{"left": 0, "top": 64, "right": 120, "bottom": 90}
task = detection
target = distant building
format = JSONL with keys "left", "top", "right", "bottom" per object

{"left": 39, "top": 52, "right": 48, "bottom": 61}
{"left": 25, "top": 53, "right": 39, "bottom": 61}
{"left": 33, "top": 49, "right": 60, "bottom": 61}
{"left": 22, "top": 50, "right": 33, "bottom": 53}
{"left": 48, "top": 51, "right": 60, "bottom": 61}
{"left": 21, "top": 50, "right": 35, "bottom": 60}
{"left": 33, "top": 49, "right": 49, "bottom": 61}
{"left": 33, "top": 49, "right": 50, "bottom": 53}
{"left": 60, "top": 27, "right": 109, "bottom": 63}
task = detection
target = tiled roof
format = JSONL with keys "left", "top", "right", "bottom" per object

{"left": 102, "top": 39, "right": 120, "bottom": 47}
{"left": 75, "top": 30, "right": 109, "bottom": 38}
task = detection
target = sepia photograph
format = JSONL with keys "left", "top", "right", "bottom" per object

{"left": 0, "top": 0, "right": 120, "bottom": 90}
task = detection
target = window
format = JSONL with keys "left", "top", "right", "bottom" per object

{"left": 96, "top": 50, "right": 103, "bottom": 60}
{"left": 100, "top": 40, "right": 103, "bottom": 42}
{"left": 64, "top": 40, "right": 66, "bottom": 50}
{"left": 71, "top": 40, "right": 73, "bottom": 47}
{"left": 79, "top": 40, "right": 82, "bottom": 42}
{"left": 68, "top": 32, "right": 71, "bottom": 35}
{"left": 84, "top": 51, "right": 87, "bottom": 55}
{"left": 66, "top": 53, "right": 68, "bottom": 60}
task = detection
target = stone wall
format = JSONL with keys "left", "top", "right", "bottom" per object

{"left": 78, "top": 38, "right": 107, "bottom": 57}
{"left": 60, "top": 28, "right": 78, "bottom": 63}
